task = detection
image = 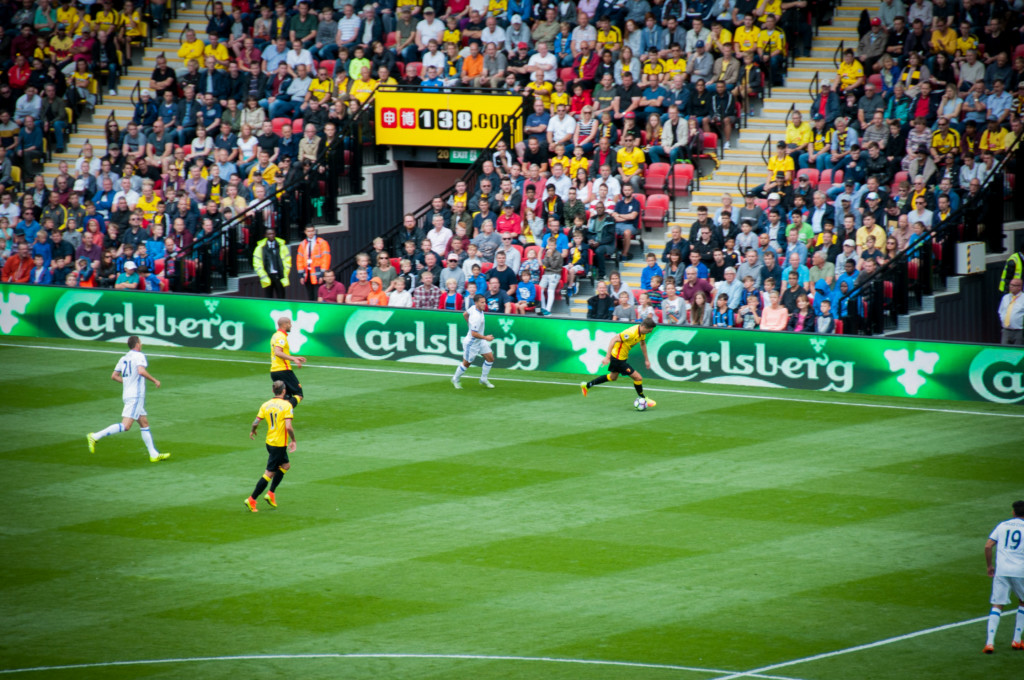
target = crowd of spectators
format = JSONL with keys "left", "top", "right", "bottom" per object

{"left": 0, "top": 0, "right": 352, "bottom": 291}
{"left": 576, "top": 0, "right": 1024, "bottom": 334}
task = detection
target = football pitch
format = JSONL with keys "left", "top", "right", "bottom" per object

{"left": 2, "top": 336, "right": 1022, "bottom": 680}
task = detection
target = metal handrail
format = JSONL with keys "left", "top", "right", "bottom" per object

{"left": 808, "top": 71, "right": 820, "bottom": 101}
{"left": 737, "top": 166, "right": 749, "bottom": 197}
{"left": 204, "top": 0, "right": 213, "bottom": 21}
{"left": 130, "top": 81, "right": 141, "bottom": 108}
{"left": 832, "top": 40, "right": 844, "bottom": 69}
{"left": 179, "top": 23, "right": 190, "bottom": 45}
{"left": 784, "top": 103, "right": 795, "bottom": 126}
{"left": 760, "top": 135, "right": 772, "bottom": 165}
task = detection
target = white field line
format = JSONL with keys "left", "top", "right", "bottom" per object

{"left": 0, "top": 652, "right": 808, "bottom": 678}
{"left": 1, "top": 341, "right": 1022, "bottom": 419}
{"left": 709, "top": 611, "right": 1015, "bottom": 680}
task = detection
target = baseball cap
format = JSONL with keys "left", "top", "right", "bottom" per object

{"left": 867, "top": 191, "right": 880, "bottom": 200}
{"left": 844, "top": 179, "right": 855, "bottom": 187}
{"left": 141, "top": 89, "right": 153, "bottom": 97}
{"left": 511, "top": 13, "right": 522, "bottom": 23}
{"left": 502, "top": 201, "right": 514, "bottom": 209}
{"left": 423, "top": 5, "right": 434, "bottom": 12}
{"left": 767, "top": 192, "right": 780, "bottom": 201}
{"left": 798, "top": 174, "right": 809, "bottom": 181}
{"left": 518, "top": 41, "right": 528, "bottom": 50}
{"left": 812, "top": 113, "right": 824, "bottom": 121}
{"left": 73, "top": 179, "right": 87, "bottom": 192}
{"left": 623, "top": 111, "right": 635, "bottom": 119}
{"left": 124, "top": 261, "right": 138, "bottom": 270}
{"left": 745, "top": 190, "right": 757, "bottom": 197}
{"left": 870, "top": 17, "right": 881, "bottom": 26}
{"left": 843, "top": 239, "right": 856, "bottom": 247}
{"left": 695, "top": 40, "right": 705, "bottom": 48}
{"left": 917, "top": 144, "right": 929, "bottom": 153}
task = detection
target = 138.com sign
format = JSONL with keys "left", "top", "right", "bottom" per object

{"left": 375, "top": 90, "right": 522, "bottom": 148}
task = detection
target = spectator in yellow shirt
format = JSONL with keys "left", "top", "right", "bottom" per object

{"left": 833, "top": 49, "right": 865, "bottom": 95}
{"left": 785, "top": 111, "right": 813, "bottom": 162}
{"left": 204, "top": 34, "right": 231, "bottom": 69}
{"left": 733, "top": 14, "right": 762, "bottom": 55}
{"left": 756, "top": 14, "right": 787, "bottom": 86}
{"left": 178, "top": 29, "right": 204, "bottom": 71}
{"left": 981, "top": 118, "right": 1008, "bottom": 156}
{"left": 758, "top": 141, "right": 794, "bottom": 199}
{"left": 615, "top": 133, "right": 647, "bottom": 191}
{"left": 930, "top": 18, "right": 957, "bottom": 56}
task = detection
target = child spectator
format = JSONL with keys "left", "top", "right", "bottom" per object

{"left": 516, "top": 269, "right": 539, "bottom": 314}
{"left": 646, "top": 275, "right": 664, "bottom": 309}
{"left": 739, "top": 295, "right": 761, "bottom": 329}
{"left": 816, "top": 298, "right": 837, "bottom": 334}
{"left": 635, "top": 292, "right": 656, "bottom": 322}
{"left": 367, "top": 277, "right": 389, "bottom": 306}
{"left": 712, "top": 293, "right": 732, "bottom": 327}
{"left": 438, "top": 278, "right": 463, "bottom": 310}
{"left": 519, "top": 246, "right": 541, "bottom": 283}
{"left": 662, "top": 281, "right": 686, "bottom": 325}
{"left": 612, "top": 291, "right": 634, "bottom": 322}
{"left": 388, "top": 276, "right": 412, "bottom": 308}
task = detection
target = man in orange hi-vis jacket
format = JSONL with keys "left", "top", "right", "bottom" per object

{"left": 295, "top": 225, "right": 331, "bottom": 301}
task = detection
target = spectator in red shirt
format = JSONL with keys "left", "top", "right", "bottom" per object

{"left": 316, "top": 269, "right": 346, "bottom": 303}
{"left": 495, "top": 201, "right": 523, "bottom": 239}
{"left": 2, "top": 243, "right": 32, "bottom": 283}
{"left": 346, "top": 268, "right": 373, "bottom": 304}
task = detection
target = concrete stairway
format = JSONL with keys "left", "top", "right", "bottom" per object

{"left": 564, "top": 5, "right": 867, "bottom": 316}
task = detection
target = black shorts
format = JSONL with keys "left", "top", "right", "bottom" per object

{"left": 266, "top": 444, "right": 289, "bottom": 471}
{"left": 271, "top": 370, "right": 303, "bottom": 399}
{"left": 608, "top": 357, "right": 636, "bottom": 376}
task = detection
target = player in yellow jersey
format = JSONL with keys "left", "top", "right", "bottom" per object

{"left": 244, "top": 381, "right": 297, "bottom": 512}
{"left": 580, "top": 318, "right": 657, "bottom": 407}
{"left": 270, "top": 316, "right": 306, "bottom": 407}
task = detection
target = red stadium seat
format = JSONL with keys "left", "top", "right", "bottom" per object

{"left": 642, "top": 193, "right": 669, "bottom": 232}
{"left": 385, "top": 31, "right": 397, "bottom": 47}
{"left": 893, "top": 171, "right": 909, "bottom": 186}
{"left": 834, "top": 319, "right": 844, "bottom": 334}
{"left": 668, "top": 164, "right": 693, "bottom": 197}
{"left": 407, "top": 62, "right": 423, "bottom": 77}
{"left": 796, "top": 168, "right": 819, "bottom": 185}
{"left": 702, "top": 132, "right": 719, "bottom": 153}
{"left": 481, "top": 262, "right": 494, "bottom": 274}
{"left": 292, "top": 119, "right": 303, "bottom": 134}
{"left": 558, "top": 67, "right": 576, "bottom": 82}
{"left": 525, "top": 245, "right": 542, "bottom": 261}
{"left": 867, "top": 74, "right": 883, "bottom": 90}
{"left": 907, "top": 259, "right": 919, "bottom": 280}
{"left": 154, "top": 258, "right": 164, "bottom": 275}
{"left": 271, "top": 117, "right": 291, "bottom": 136}
{"left": 632, "top": 192, "right": 647, "bottom": 214}
{"left": 390, "top": 257, "right": 400, "bottom": 271}
{"left": 1015, "top": 44, "right": 1024, "bottom": 60}
{"left": 645, "top": 163, "right": 670, "bottom": 194}
{"left": 321, "top": 60, "right": 335, "bottom": 77}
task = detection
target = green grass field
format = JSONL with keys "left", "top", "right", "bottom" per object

{"left": 2, "top": 336, "right": 1022, "bottom": 680}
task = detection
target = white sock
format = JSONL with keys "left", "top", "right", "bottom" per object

{"left": 95, "top": 423, "right": 125, "bottom": 439}
{"left": 544, "top": 286, "right": 555, "bottom": 311}
{"left": 987, "top": 607, "right": 1001, "bottom": 646}
{"left": 1014, "top": 606, "right": 1024, "bottom": 643}
{"left": 140, "top": 427, "right": 159, "bottom": 457}
{"left": 453, "top": 364, "right": 467, "bottom": 379}
{"left": 481, "top": 361, "right": 493, "bottom": 380}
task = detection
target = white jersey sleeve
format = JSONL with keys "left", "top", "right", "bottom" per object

{"left": 989, "top": 518, "right": 1024, "bottom": 578}
{"left": 117, "top": 350, "right": 148, "bottom": 402}
{"left": 466, "top": 307, "right": 485, "bottom": 339}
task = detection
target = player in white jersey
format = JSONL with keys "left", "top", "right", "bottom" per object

{"left": 983, "top": 500, "right": 1024, "bottom": 653}
{"left": 451, "top": 294, "right": 496, "bottom": 389}
{"left": 86, "top": 336, "right": 170, "bottom": 462}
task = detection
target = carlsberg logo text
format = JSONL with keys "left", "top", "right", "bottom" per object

{"left": 344, "top": 309, "right": 539, "bottom": 369}
{"left": 55, "top": 291, "right": 244, "bottom": 350}
{"left": 652, "top": 339, "right": 855, "bottom": 392}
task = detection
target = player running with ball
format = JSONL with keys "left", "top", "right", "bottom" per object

{"left": 580, "top": 318, "right": 657, "bottom": 407}
{"left": 451, "top": 294, "right": 496, "bottom": 389}
{"left": 87, "top": 336, "right": 170, "bottom": 462}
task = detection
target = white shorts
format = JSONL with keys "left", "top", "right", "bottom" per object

{"left": 122, "top": 396, "right": 147, "bottom": 420}
{"left": 991, "top": 576, "right": 1024, "bottom": 605}
{"left": 463, "top": 337, "right": 492, "bottom": 363}
{"left": 569, "top": 264, "right": 585, "bottom": 274}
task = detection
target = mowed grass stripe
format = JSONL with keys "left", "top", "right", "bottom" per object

{"left": 3, "top": 338, "right": 1022, "bottom": 679}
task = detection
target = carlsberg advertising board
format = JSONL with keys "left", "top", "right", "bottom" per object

{"left": 1, "top": 284, "right": 1021, "bottom": 404}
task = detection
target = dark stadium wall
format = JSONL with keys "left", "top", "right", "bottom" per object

{"left": 891, "top": 263, "right": 1005, "bottom": 344}
{"left": 233, "top": 170, "right": 404, "bottom": 299}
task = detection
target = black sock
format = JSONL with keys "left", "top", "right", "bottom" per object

{"left": 251, "top": 474, "right": 270, "bottom": 499}
{"left": 633, "top": 380, "right": 644, "bottom": 397}
{"left": 287, "top": 396, "right": 298, "bottom": 408}
{"left": 587, "top": 375, "right": 610, "bottom": 388}
{"left": 269, "top": 468, "right": 286, "bottom": 492}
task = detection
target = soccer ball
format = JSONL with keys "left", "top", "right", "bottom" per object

{"left": 634, "top": 397, "right": 648, "bottom": 411}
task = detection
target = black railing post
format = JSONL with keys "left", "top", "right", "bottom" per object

{"left": 227, "top": 224, "right": 238, "bottom": 277}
